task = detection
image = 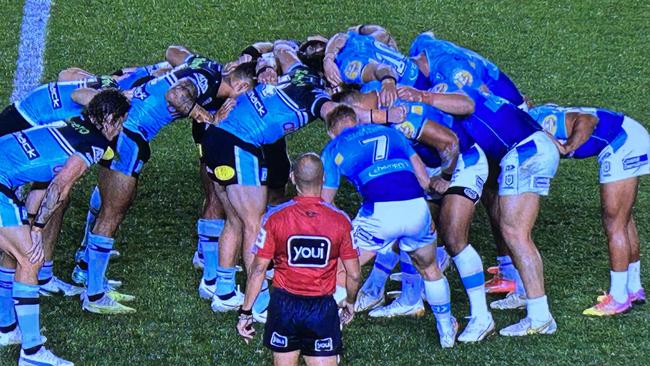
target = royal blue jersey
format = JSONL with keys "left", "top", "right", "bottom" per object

{"left": 123, "top": 55, "right": 223, "bottom": 141}
{"left": 321, "top": 124, "right": 424, "bottom": 203}
{"left": 529, "top": 104, "right": 625, "bottom": 159}
{"left": 0, "top": 117, "right": 109, "bottom": 189}
{"left": 456, "top": 89, "right": 540, "bottom": 161}
{"left": 336, "top": 32, "right": 429, "bottom": 89}
{"left": 218, "top": 65, "right": 331, "bottom": 147}
{"left": 14, "top": 77, "right": 116, "bottom": 127}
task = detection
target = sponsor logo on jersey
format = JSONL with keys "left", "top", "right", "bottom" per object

{"left": 334, "top": 153, "right": 344, "bottom": 165}
{"left": 193, "top": 73, "right": 209, "bottom": 94}
{"left": 396, "top": 122, "right": 416, "bottom": 139}
{"left": 542, "top": 115, "right": 558, "bottom": 135}
{"left": 246, "top": 90, "right": 267, "bottom": 117}
{"left": 503, "top": 174, "right": 514, "bottom": 187}
{"left": 14, "top": 132, "right": 40, "bottom": 160}
{"left": 432, "top": 83, "right": 448, "bottom": 93}
{"left": 49, "top": 83, "right": 62, "bottom": 109}
{"left": 453, "top": 69, "right": 474, "bottom": 88}
{"left": 367, "top": 161, "right": 410, "bottom": 178}
{"left": 214, "top": 165, "right": 236, "bottom": 181}
{"left": 410, "top": 105, "right": 423, "bottom": 115}
{"left": 287, "top": 236, "right": 331, "bottom": 268}
{"left": 476, "top": 176, "right": 485, "bottom": 191}
{"left": 314, "top": 338, "right": 334, "bottom": 352}
{"left": 270, "top": 332, "right": 288, "bottom": 348}
{"left": 260, "top": 167, "right": 268, "bottom": 183}
{"left": 255, "top": 227, "right": 267, "bottom": 249}
{"left": 464, "top": 188, "right": 478, "bottom": 200}
{"left": 132, "top": 86, "right": 149, "bottom": 101}
{"left": 344, "top": 60, "right": 362, "bottom": 81}
{"left": 532, "top": 176, "right": 551, "bottom": 189}
{"left": 623, "top": 154, "right": 648, "bottom": 170}
{"left": 70, "top": 120, "right": 90, "bottom": 135}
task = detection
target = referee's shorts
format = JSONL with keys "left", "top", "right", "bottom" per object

{"left": 263, "top": 288, "right": 342, "bottom": 356}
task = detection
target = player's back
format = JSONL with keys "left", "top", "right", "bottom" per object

{"left": 323, "top": 124, "right": 423, "bottom": 203}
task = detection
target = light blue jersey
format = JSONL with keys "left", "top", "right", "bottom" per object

{"left": 528, "top": 104, "right": 625, "bottom": 159}
{"left": 321, "top": 123, "right": 424, "bottom": 203}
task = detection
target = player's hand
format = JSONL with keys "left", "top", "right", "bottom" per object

{"left": 224, "top": 54, "right": 253, "bottom": 74}
{"left": 258, "top": 68, "right": 278, "bottom": 85}
{"left": 323, "top": 56, "right": 342, "bottom": 87}
{"left": 387, "top": 105, "right": 407, "bottom": 124}
{"left": 339, "top": 300, "right": 355, "bottom": 326}
{"left": 213, "top": 98, "right": 237, "bottom": 125}
{"left": 380, "top": 78, "right": 398, "bottom": 107}
{"left": 236, "top": 312, "right": 256, "bottom": 344}
{"left": 429, "top": 176, "right": 450, "bottom": 195}
{"left": 27, "top": 228, "right": 45, "bottom": 264}
{"left": 397, "top": 86, "right": 423, "bottom": 103}
{"left": 546, "top": 132, "right": 568, "bottom": 156}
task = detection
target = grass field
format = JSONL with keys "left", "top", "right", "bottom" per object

{"left": 2, "top": 0, "right": 650, "bottom": 365}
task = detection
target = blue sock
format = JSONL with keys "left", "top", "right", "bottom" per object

{"left": 399, "top": 251, "right": 423, "bottom": 306}
{"left": 81, "top": 186, "right": 101, "bottom": 250}
{"left": 13, "top": 282, "right": 42, "bottom": 351}
{"left": 253, "top": 279, "right": 270, "bottom": 314}
{"left": 199, "top": 219, "right": 224, "bottom": 284}
{"left": 37, "top": 261, "right": 54, "bottom": 285}
{"left": 360, "top": 250, "right": 399, "bottom": 298}
{"left": 0, "top": 267, "right": 16, "bottom": 330}
{"left": 87, "top": 233, "right": 114, "bottom": 296}
{"left": 216, "top": 266, "right": 236, "bottom": 298}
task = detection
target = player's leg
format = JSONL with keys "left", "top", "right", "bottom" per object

{"left": 273, "top": 352, "right": 301, "bottom": 366}
{"left": 72, "top": 185, "right": 103, "bottom": 284}
{"left": 263, "top": 137, "right": 291, "bottom": 207}
{"left": 197, "top": 166, "right": 226, "bottom": 299}
{"left": 304, "top": 356, "right": 337, "bottom": 366}
{"left": 0, "top": 252, "right": 19, "bottom": 346}
{"left": 368, "top": 249, "right": 424, "bottom": 318}
{"left": 626, "top": 217, "right": 645, "bottom": 303}
{"left": 355, "top": 248, "right": 398, "bottom": 312}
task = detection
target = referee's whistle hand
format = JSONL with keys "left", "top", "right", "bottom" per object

{"left": 236, "top": 318, "right": 256, "bottom": 343}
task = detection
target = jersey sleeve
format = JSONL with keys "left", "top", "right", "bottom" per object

{"left": 321, "top": 144, "right": 342, "bottom": 189}
{"left": 337, "top": 55, "right": 365, "bottom": 84}
{"left": 309, "top": 87, "right": 331, "bottom": 121}
{"left": 253, "top": 216, "right": 277, "bottom": 259}
{"left": 436, "top": 54, "right": 482, "bottom": 92}
{"left": 337, "top": 215, "right": 358, "bottom": 260}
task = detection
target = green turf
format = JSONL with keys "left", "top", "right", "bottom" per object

{"left": 0, "top": 0, "right": 25, "bottom": 104}
{"left": 2, "top": 0, "right": 650, "bottom": 364}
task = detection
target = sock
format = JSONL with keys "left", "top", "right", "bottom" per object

{"left": 436, "top": 245, "right": 448, "bottom": 270}
{"left": 499, "top": 257, "right": 526, "bottom": 296}
{"left": 215, "top": 266, "right": 236, "bottom": 298}
{"left": 199, "top": 219, "right": 224, "bottom": 284}
{"left": 253, "top": 279, "right": 270, "bottom": 314}
{"left": 399, "top": 251, "right": 423, "bottom": 306}
{"left": 37, "top": 261, "right": 54, "bottom": 285}
{"left": 453, "top": 245, "right": 489, "bottom": 318}
{"left": 360, "top": 250, "right": 399, "bottom": 298}
{"left": 0, "top": 267, "right": 16, "bottom": 330}
{"left": 609, "top": 270, "right": 628, "bottom": 303}
{"left": 78, "top": 186, "right": 102, "bottom": 267}
{"left": 424, "top": 276, "right": 452, "bottom": 323}
{"left": 13, "top": 282, "right": 43, "bottom": 352}
{"left": 526, "top": 295, "right": 551, "bottom": 325}
{"left": 627, "top": 261, "right": 642, "bottom": 293}
{"left": 87, "top": 233, "right": 114, "bottom": 297}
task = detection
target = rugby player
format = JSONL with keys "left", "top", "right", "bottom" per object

{"left": 201, "top": 41, "right": 337, "bottom": 320}
{"left": 75, "top": 52, "right": 256, "bottom": 314}
{"left": 529, "top": 104, "right": 648, "bottom": 315}
{"left": 237, "top": 153, "right": 360, "bottom": 366}
{"left": 321, "top": 105, "right": 459, "bottom": 348}
{"left": 0, "top": 89, "right": 129, "bottom": 365}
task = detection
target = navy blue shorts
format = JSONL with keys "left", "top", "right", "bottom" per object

{"left": 263, "top": 289, "right": 342, "bottom": 356}
{"left": 0, "top": 104, "right": 32, "bottom": 138}
{"left": 99, "top": 128, "right": 151, "bottom": 178}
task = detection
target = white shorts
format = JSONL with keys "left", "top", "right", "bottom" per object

{"left": 352, "top": 198, "right": 436, "bottom": 254}
{"left": 449, "top": 143, "right": 488, "bottom": 202}
{"left": 498, "top": 131, "right": 560, "bottom": 196}
{"left": 598, "top": 117, "right": 650, "bottom": 184}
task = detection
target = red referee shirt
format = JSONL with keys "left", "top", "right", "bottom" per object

{"left": 253, "top": 196, "right": 358, "bottom": 297}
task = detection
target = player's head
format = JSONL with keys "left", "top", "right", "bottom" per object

{"left": 298, "top": 37, "right": 327, "bottom": 76}
{"left": 223, "top": 61, "right": 257, "bottom": 97}
{"left": 84, "top": 88, "right": 130, "bottom": 140}
{"left": 291, "top": 152, "right": 324, "bottom": 196}
{"left": 331, "top": 84, "right": 375, "bottom": 109}
{"left": 325, "top": 104, "right": 358, "bottom": 138}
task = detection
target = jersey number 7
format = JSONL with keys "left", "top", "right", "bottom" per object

{"left": 361, "top": 135, "right": 388, "bottom": 162}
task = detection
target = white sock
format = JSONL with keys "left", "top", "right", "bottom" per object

{"left": 609, "top": 270, "right": 628, "bottom": 303}
{"left": 333, "top": 285, "right": 347, "bottom": 305}
{"left": 526, "top": 295, "right": 551, "bottom": 325}
{"left": 424, "top": 277, "right": 452, "bottom": 322}
{"left": 627, "top": 261, "right": 642, "bottom": 293}
{"left": 453, "top": 245, "right": 489, "bottom": 318}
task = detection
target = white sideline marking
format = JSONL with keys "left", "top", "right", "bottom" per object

{"left": 10, "top": 0, "right": 52, "bottom": 103}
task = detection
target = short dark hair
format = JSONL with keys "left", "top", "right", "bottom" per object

{"left": 298, "top": 40, "right": 326, "bottom": 77}
{"left": 325, "top": 104, "right": 357, "bottom": 132}
{"left": 229, "top": 61, "right": 257, "bottom": 86}
{"left": 331, "top": 84, "right": 362, "bottom": 104}
{"left": 292, "top": 152, "right": 324, "bottom": 190}
{"left": 83, "top": 88, "right": 130, "bottom": 127}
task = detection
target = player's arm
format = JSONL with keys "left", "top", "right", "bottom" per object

{"left": 398, "top": 87, "right": 475, "bottom": 115}
{"left": 341, "top": 257, "right": 360, "bottom": 304}
{"left": 418, "top": 122, "right": 459, "bottom": 194}
{"left": 240, "top": 255, "right": 272, "bottom": 313}
{"left": 323, "top": 32, "right": 350, "bottom": 87}
{"left": 58, "top": 67, "right": 95, "bottom": 81}
{"left": 410, "top": 153, "right": 431, "bottom": 192}
{"left": 255, "top": 51, "right": 279, "bottom": 84}
{"left": 272, "top": 40, "right": 302, "bottom": 75}
{"left": 71, "top": 88, "right": 100, "bottom": 106}
{"left": 29, "top": 155, "right": 88, "bottom": 264}
{"left": 165, "top": 45, "right": 193, "bottom": 67}
{"left": 165, "top": 78, "right": 217, "bottom": 124}
{"left": 361, "top": 63, "right": 398, "bottom": 107}
{"left": 562, "top": 112, "right": 598, "bottom": 155}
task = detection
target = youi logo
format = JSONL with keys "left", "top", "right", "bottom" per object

{"left": 287, "top": 236, "right": 331, "bottom": 268}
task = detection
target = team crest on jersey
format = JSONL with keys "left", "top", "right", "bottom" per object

{"left": 542, "top": 115, "right": 558, "bottom": 135}
{"left": 344, "top": 61, "right": 362, "bottom": 81}
{"left": 453, "top": 70, "right": 473, "bottom": 88}
{"left": 314, "top": 338, "right": 334, "bottom": 352}
{"left": 214, "top": 165, "right": 235, "bottom": 181}
{"left": 90, "top": 147, "right": 105, "bottom": 163}
{"left": 260, "top": 84, "right": 277, "bottom": 97}
{"left": 334, "top": 153, "right": 344, "bottom": 165}
{"left": 410, "top": 105, "right": 423, "bottom": 115}
{"left": 396, "top": 122, "right": 416, "bottom": 139}
{"left": 193, "top": 73, "right": 209, "bottom": 94}
{"left": 503, "top": 174, "right": 514, "bottom": 187}
{"left": 132, "top": 86, "right": 149, "bottom": 101}
{"left": 287, "top": 235, "right": 331, "bottom": 268}
{"left": 432, "top": 83, "right": 448, "bottom": 93}
{"left": 13, "top": 132, "right": 40, "bottom": 160}
{"left": 49, "top": 83, "right": 62, "bottom": 109}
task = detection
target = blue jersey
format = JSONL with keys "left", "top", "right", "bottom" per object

{"left": 529, "top": 104, "right": 625, "bottom": 159}
{"left": 14, "top": 77, "right": 116, "bottom": 127}
{"left": 0, "top": 117, "right": 109, "bottom": 189}
{"left": 218, "top": 65, "right": 331, "bottom": 146}
{"left": 336, "top": 32, "right": 429, "bottom": 89}
{"left": 123, "top": 55, "right": 223, "bottom": 141}
{"left": 114, "top": 62, "right": 171, "bottom": 91}
{"left": 456, "top": 89, "right": 540, "bottom": 161}
{"left": 321, "top": 124, "right": 424, "bottom": 203}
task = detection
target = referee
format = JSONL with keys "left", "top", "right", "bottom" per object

{"left": 237, "top": 152, "right": 361, "bottom": 366}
